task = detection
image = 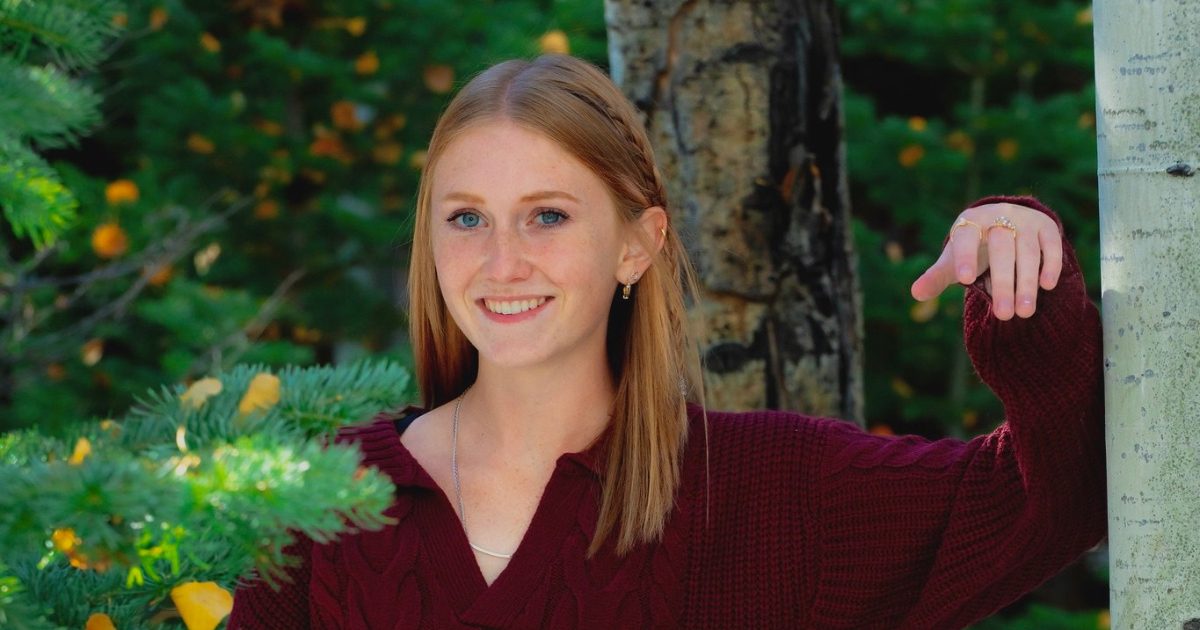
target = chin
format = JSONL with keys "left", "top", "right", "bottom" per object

{"left": 476, "top": 347, "right": 556, "bottom": 370}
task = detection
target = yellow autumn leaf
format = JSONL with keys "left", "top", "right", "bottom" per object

{"left": 355, "top": 50, "right": 379, "bottom": 75}
{"left": 69, "top": 438, "right": 92, "bottom": 466}
{"left": 308, "top": 132, "right": 353, "bottom": 163}
{"left": 897, "top": 144, "right": 925, "bottom": 168}
{"left": 946, "top": 130, "right": 975, "bottom": 155}
{"left": 193, "top": 243, "right": 221, "bottom": 275}
{"left": 372, "top": 142, "right": 403, "bottom": 165}
{"left": 409, "top": 149, "right": 427, "bottom": 170}
{"left": 149, "top": 7, "right": 169, "bottom": 30}
{"left": 180, "top": 377, "right": 223, "bottom": 409}
{"left": 81, "top": 338, "right": 104, "bottom": 366}
{"left": 47, "top": 363, "right": 66, "bottom": 381}
{"left": 146, "top": 264, "right": 174, "bottom": 287}
{"left": 254, "top": 199, "right": 280, "bottom": 220}
{"left": 199, "top": 32, "right": 221, "bottom": 53}
{"left": 330, "top": 100, "right": 362, "bottom": 131}
{"left": 170, "top": 581, "right": 233, "bottom": 630}
{"left": 890, "top": 377, "right": 915, "bottom": 399}
{"left": 52, "top": 527, "right": 79, "bottom": 553}
{"left": 996, "top": 138, "right": 1020, "bottom": 161}
{"left": 105, "top": 179, "right": 139, "bottom": 205}
{"left": 91, "top": 223, "right": 129, "bottom": 259}
{"left": 344, "top": 16, "right": 366, "bottom": 36}
{"left": 85, "top": 612, "right": 116, "bottom": 630}
{"left": 907, "top": 116, "right": 927, "bottom": 132}
{"left": 253, "top": 118, "right": 284, "bottom": 136}
{"left": 422, "top": 64, "right": 454, "bottom": 94}
{"left": 238, "top": 373, "right": 281, "bottom": 415}
{"left": 187, "top": 133, "right": 216, "bottom": 155}
{"left": 538, "top": 30, "right": 570, "bottom": 54}
{"left": 380, "top": 113, "right": 407, "bottom": 133}
{"left": 884, "top": 241, "right": 903, "bottom": 263}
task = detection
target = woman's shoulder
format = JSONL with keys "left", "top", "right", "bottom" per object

{"left": 329, "top": 405, "right": 438, "bottom": 490}
{"left": 334, "top": 405, "right": 427, "bottom": 445}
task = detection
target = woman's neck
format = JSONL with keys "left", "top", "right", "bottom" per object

{"left": 460, "top": 356, "right": 615, "bottom": 462}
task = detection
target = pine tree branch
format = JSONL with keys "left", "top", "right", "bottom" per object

{"left": 0, "top": 1, "right": 121, "bottom": 70}
{"left": 0, "top": 58, "right": 102, "bottom": 149}
{"left": 1, "top": 360, "right": 409, "bottom": 626}
{"left": 0, "top": 138, "right": 79, "bottom": 249}
{"left": 190, "top": 266, "right": 309, "bottom": 376}
{"left": 6, "top": 195, "right": 251, "bottom": 364}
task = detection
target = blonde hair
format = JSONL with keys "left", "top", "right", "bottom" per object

{"left": 408, "top": 55, "right": 704, "bottom": 555}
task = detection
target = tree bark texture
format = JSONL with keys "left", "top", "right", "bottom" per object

{"left": 605, "top": 0, "right": 863, "bottom": 422}
{"left": 1094, "top": 1, "right": 1200, "bottom": 628}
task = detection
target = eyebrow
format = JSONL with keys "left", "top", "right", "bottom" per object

{"left": 440, "top": 190, "right": 582, "bottom": 205}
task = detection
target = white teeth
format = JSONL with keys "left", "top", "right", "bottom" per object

{"left": 484, "top": 297, "right": 547, "bottom": 315}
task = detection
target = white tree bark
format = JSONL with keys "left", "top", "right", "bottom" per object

{"left": 1094, "top": 2, "right": 1200, "bottom": 628}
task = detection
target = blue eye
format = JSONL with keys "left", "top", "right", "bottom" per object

{"left": 535, "top": 209, "right": 567, "bottom": 226}
{"left": 450, "top": 211, "right": 481, "bottom": 228}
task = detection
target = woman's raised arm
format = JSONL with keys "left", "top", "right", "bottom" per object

{"left": 809, "top": 196, "right": 1105, "bottom": 628}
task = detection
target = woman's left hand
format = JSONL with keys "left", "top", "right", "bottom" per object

{"left": 910, "top": 202, "right": 1063, "bottom": 321}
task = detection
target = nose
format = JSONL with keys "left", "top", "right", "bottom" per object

{"left": 482, "top": 226, "right": 533, "bottom": 282}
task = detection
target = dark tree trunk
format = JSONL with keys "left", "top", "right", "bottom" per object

{"left": 606, "top": 0, "right": 863, "bottom": 422}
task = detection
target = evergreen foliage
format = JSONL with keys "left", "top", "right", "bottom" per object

{"left": 0, "top": 359, "right": 409, "bottom": 628}
{"left": 0, "top": 0, "right": 121, "bottom": 248}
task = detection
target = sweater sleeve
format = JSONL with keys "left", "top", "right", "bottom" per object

{"left": 225, "top": 535, "right": 313, "bottom": 630}
{"left": 810, "top": 197, "right": 1106, "bottom": 629}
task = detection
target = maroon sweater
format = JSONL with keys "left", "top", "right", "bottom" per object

{"left": 228, "top": 197, "right": 1105, "bottom": 628}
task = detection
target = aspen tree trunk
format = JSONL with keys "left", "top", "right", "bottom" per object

{"left": 1094, "top": 2, "right": 1200, "bottom": 628}
{"left": 605, "top": 0, "right": 864, "bottom": 421}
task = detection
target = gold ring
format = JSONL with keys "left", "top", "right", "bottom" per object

{"left": 950, "top": 217, "right": 984, "bottom": 243}
{"left": 989, "top": 215, "right": 1017, "bottom": 238}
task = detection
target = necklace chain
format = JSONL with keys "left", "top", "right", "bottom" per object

{"left": 452, "top": 386, "right": 515, "bottom": 560}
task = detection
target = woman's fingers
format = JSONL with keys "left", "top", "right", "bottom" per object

{"left": 986, "top": 227, "right": 1018, "bottom": 320}
{"left": 1038, "top": 224, "right": 1063, "bottom": 291}
{"left": 912, "top": 204, "right": 1064, "bottom": 316}
{"left": 951, "top": 220, "right": 986, "bottom": 284}
{"left": 910, "top": 246, "right": 955, "bottom": 301}
{"left": 1014, "top": 231, "right": 1042, "bottom": 318}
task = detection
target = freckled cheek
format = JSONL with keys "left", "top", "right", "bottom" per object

{"left": 431, "top": 243, "right": 474, "bottom": 308}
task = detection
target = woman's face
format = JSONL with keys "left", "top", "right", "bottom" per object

{"left": 429, "top": 121, "right": 631, "bottom": 371}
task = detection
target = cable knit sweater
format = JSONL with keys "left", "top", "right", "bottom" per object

{"left": 227, "top": 197, "right": 1106, "bottom": 629}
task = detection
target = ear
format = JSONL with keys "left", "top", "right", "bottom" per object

{"left": 616, "top": 206, "right": 668, "bottom": 283}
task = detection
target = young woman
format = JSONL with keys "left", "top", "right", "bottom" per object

{"left": 228, "top": 55, "right": 1104, "bottom": 629}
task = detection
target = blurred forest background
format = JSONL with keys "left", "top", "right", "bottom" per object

{"left": 1, "top": 0, "right": 1105, "bottom": 627}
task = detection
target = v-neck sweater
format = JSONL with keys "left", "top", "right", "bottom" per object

{"left": 227, "top": 197, "right": 1106, "bottom": 629}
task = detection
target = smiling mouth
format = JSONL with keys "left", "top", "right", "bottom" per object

{"left": 482, "top": 297, "right": 550, "bottom": 315}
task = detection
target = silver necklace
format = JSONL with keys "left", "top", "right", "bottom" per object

{"left": 452, "top": 386, "right": 515, "bottom": 560}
